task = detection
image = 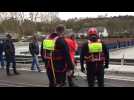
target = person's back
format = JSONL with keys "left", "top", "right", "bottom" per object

{"left": 4, "top": 34, "right": 19, "bottom": 76}
{"left": 0, "top": 40, "right": 4, "bottom": 55}
{"left": 64, "top": 35, "right": 78, "bottom": 87}
{"left": 65, "top": 38, "right": 78, "bottom": 63}
{"left": 41, "top": 25, "right": 74, "bottom": 87}
{"left": 0, "top": 40, "right": 4, "bottom": 68}
{"left": 41, "top": 33, "right": 73, "bottom": 72}
{"left": 80, "top": 27, "right": 109, "bottom": 87}
{"left": 4, "top": 38, "right": 15, "bottom": 57}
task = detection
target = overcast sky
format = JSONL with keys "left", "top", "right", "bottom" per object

{"left": 59, "top": 12, "right": 134, "bottom": 20}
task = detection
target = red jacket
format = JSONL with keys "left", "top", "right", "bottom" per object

{"left": 65, "top": 38, "right": 78, "bottom": 63}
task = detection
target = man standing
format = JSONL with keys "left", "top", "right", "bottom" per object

{"left": 4, "top": 34, "right": 19, "bottom": 76}
{"left": 64, "top": 32, "right": 78, "bottom": 87}
{"left": 29, "top": 35, "right": 41, "bottom": 72}
{"left": 41, "top": 25, "right": 74, "bottom": 87}
{"left": 0, "top": 39, "right": 4, "bottom": 69}
{"left": 80, "top": 27, "right": 109, "bottom": 87}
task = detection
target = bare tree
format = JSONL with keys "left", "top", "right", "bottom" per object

{"left": 0, "top": 12, "right": 59, "bottom": 37}
{"left": 39, "top": 12, "right": 59, "bottom": 23}
{"left": 0, "top": 12, "right": 10, "bottom": 22}
{"left": 0, "top": 12, "right": 10, "bottom": 32}
{"left": 28, "top": 12, "right": 59, "bottom": 33}
{"left": 9, "top": 12, "right": 26, "bottom": 37}
{"left": 28, "top": 12, "right": 40, "bottom": 34}
{"left": 39, "top": 12, "right": 59, "bottom": 33}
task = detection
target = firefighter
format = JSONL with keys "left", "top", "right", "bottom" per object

{"left": 80, "top": 27, "right": 109, "bottom": 87}
{"left": 41, "top": 25, "right": 74, "bottom": 87}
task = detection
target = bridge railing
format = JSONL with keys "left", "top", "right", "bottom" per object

{"left": 2, "top": 39, "right": 134, "bottom": 65}
{"left": 1, "top": 55, "right": 133, "bottom": 66}
{"left": 76, "top": 39, "right": 134, "bottom": 55}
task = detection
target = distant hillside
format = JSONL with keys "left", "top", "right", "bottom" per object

{"left": 62, "top": 16, "right": 134, "bottom": 37}
{"left": 1, "top": 15, "right": 134, "bottom": 38}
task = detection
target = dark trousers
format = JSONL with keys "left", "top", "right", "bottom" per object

{"left": 86, "top": 63, "right": 104, "bottom": 87}
{"left": 46, "top": 69, "right": 66, "bottom": 87}
{"left": 6, "top": 56, "right": 17, "bottom": 74}
{"left": 0, "top": 54, "right": 4, "bottom": 68}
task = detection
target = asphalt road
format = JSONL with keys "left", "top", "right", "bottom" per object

{"left": 1, "top": 68, "right": 134, "bottom": 87}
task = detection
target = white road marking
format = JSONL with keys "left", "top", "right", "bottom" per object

{"left": 15, "top": 68, "right": 46, "bottom": 72}
{"left": 104, "top": 75, "right": 134, "bottom": 82}
{"left": 0, "top": 80, "right": 47, "bottom": 87}
{"left": 74, "top": 69, "right": 134, "bottom": 82}
{"left": 0, "top": 83, "right": 23, "bottom": 87}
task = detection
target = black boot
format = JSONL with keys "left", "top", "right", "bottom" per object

{"left": 37, "top": 67, "right": 41, "bottom": 72}
{"left": 6, "top": 66, "right": 11, "bottom": 76}
{"left": 68, "top": 76, "right": 75, "bottom": 87}
{"left": 7, "top": 72, "right": 11, "bottom": 76}
{"left": 49, "top": 83, "right": 56, "bottom": 87}
{"left": 13, "top": 66, "right": 20, "bottom": 75}
{"left": 14, "top": 70, "right": 20, "bottom": 75}
{"left": 14, "top": 72, "right": 19, "bottom": 75}
{"left": 69, "top": 82, "right": 75, "bottom": 87}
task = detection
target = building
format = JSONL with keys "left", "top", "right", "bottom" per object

{"left": 77, "top": 27, "right": 109, "bottom": 38}
{"left": 97, "top": 27, "right": 109, "bottom": 38}
{"left": 77, "top": 28, "right": 88, "bottom": 38}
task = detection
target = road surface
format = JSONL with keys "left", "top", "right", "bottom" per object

{"left": 1, "top": 64, "right": 134, "bottom": 87}
{"left": 1, "top": 46, "right": 134, "bottom": 87}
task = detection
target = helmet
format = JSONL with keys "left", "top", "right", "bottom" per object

{"left": 87, "top": 27, "right": 98, "bottom": 36}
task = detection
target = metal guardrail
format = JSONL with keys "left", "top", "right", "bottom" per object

{"left": 3, "top": 42, "right": 134, "bottom": 65}
{"left": 10, "top": 55, "right": 134, "bottom": 66}
{"left": 75, "top": 56, "right": 134, "bottom": 66}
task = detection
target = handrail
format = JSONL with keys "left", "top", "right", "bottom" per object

{"left": 4, "top": 55, "right": 134, "bottom": 66}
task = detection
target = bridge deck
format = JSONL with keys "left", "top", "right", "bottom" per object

{"left": 1, "top": 64, "right": 134, "bottom": 87}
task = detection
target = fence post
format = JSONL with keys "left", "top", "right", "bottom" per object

{"left": 121, "top": 53, "right": 125, "bottom": 67}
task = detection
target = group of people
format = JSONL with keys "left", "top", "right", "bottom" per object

{"left": 40, "top": 25, "right": 109, "bottom": 87}
{"left": 0, "top": 24, "right": 109, "bottom": 87}
{"left": 40, "top": 25, "right": 78, "bottom": 87}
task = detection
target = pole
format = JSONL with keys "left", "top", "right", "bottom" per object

{"left": 50, "top": 52, "right": 57, "bottom": 85}
{"left": 121, "top": 53, "right": 125, "bottom": 67}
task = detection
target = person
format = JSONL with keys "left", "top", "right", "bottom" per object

{"left": 80, "top": 27, "right": 109, "bottom": 87}
{"left": 64, "top": 32, "right": 78, "bottom": 87}
{"left": 4, "top": 34, "right": 19, "bottom": 76}
{"left": 29, "top": 35, "right": 41, "bottom": 72}
{"left": 0, "top": 39, "right": 5, "bottom": 69}
{"left": 41, "top": 25, "right": 74, "bottom": 87}
{"left": 65, "top": 33, "right": 78, "bottom": 65}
